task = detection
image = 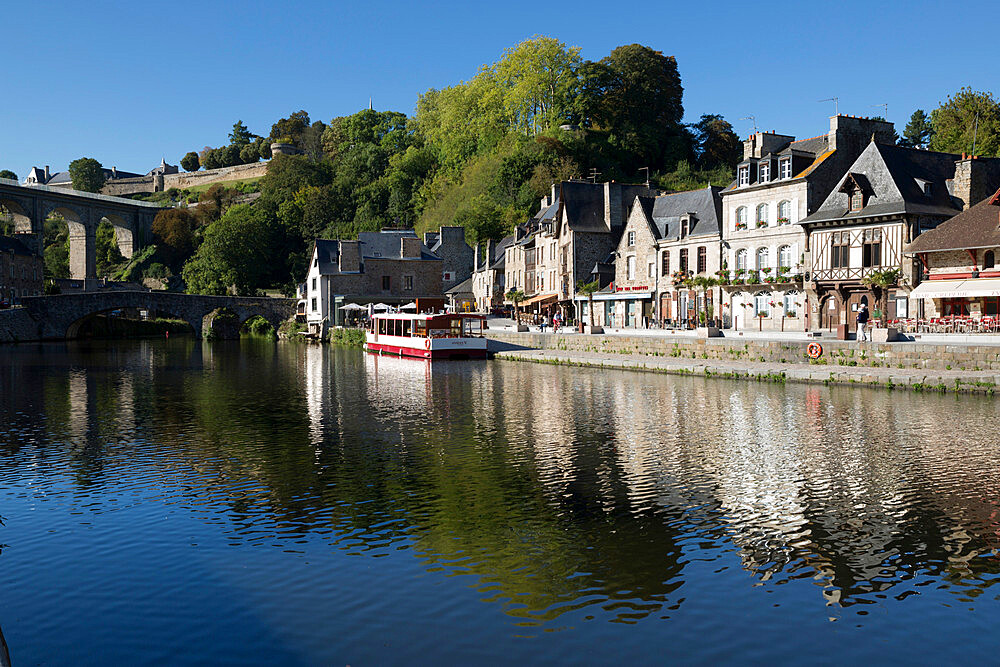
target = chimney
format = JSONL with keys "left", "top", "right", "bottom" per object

{"left": 338, "top": 240, "right": 360, "bottom": 272}
{"left": 112, "top": 166, "right": 117, "bottom": 178}
{"left": 44, "top": 165, "right": 50, "bottom": 181}
{"left": 551, "top": 183, "right": 558, "bottom": 204}
{"left": 401, "top": 236, "right": 422, "bottom": 258}
{"left": 952, "top": 157, "right": 1000, "bottom": 210}
{"left": 540, "top": 194, "right": 550, "bottom": 210}
{"left": 486, "top": 239, "right": 497, "bottom": 266}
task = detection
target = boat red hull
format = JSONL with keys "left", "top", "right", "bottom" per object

{"left": 364, "top": 342, "right": 487, "bottom": 360}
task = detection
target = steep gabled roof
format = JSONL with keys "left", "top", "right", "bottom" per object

{"left": 313, "top": 238, "right": 342, "bottom": 274}
{"left": 561, "top": 180, "right": 608, "bottom": 232}
{"left": 801, "top": 143, "right": 964, "bottom": 225}
{"left": 648, "top": 185, "right": 723, "bottom": 240}
{"left": 0, "top": 235, "right": 35, "bottom": 256}
{"left": 446, "top": 277, "right": 473, "bottom": 294}
{"left": 357, "top": 230, "right": 438, "bottom": 260}
{"left": 907, "top": 188, "right": 1000, "bottom": 253}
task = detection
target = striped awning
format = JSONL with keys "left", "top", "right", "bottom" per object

{"left": 910, "top": 278, "right": 1000, "bottom": 299}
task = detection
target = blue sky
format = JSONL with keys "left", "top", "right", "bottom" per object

{"left": 3, "top": 0, "right": 998, "bottom": 178}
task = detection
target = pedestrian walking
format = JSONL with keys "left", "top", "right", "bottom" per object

{"left": 857, "top": 303, "right": 870, "bottom": 342}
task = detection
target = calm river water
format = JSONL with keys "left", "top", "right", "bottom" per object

{"left": 1, "top": 339, "right": 999, "bottom": 664}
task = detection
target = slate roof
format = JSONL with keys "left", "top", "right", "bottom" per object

{"left": 488, "top": 234, "right": 515, "bottom": 270}
{"left": 446, "top": 277, "right": 473, "bottom": 294}
{"left": 645, "top": 185, "right": 723, "bottom": 240}
{"left": 906, "top": 188, "right": 1000, "bottom": 253}
{"left": 800, "top": 143, "right": 965, "bottom": 225}
{"left": 357, "top": 230, "right": 439, "bottom": 260}
{"left": 313, "top": 231, "right": 440, "bottom": 275}
{"left": 0, "top": 235, "right": 36, "bottom": 256}
{"left": 43, "top": 167, "right": 144, "bottom": 185}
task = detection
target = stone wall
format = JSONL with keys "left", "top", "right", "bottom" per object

{"left": 0, "top": 308, "right": 42, "bottom": 342}
{"left": 101, "top": 162, "right": 270, "bottom": 196}
{"left": 485, "top": 330, "right": 1000, "bottom": 372}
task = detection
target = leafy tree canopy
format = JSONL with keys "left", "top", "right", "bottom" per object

{"left": 929, "top": 88, "right": 1000, "bottom": 157}
{"left": 180, "top": 151, "right": 200, "bottom": 172}
{"left": 68, "top": 157, "right": 106, "bottom": 193}
{"left": 0, "top": 169, "right": 17, "bottom": 181}
{"left": 901, "top": 109, "right": 933, "bottom": 149}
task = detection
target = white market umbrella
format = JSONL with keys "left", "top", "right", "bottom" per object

{"left": 400, "top": 302, "right": 417, "bottom": 310}
{"left": 340, "top": 303, "right": 366, "bottom": 311}
{"left": 372, "top": 303, "right": 391, "bottom": 311}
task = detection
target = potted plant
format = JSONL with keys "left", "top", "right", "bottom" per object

{"left": 756, "top": 219, "right": 768, "bottom": 228}
{"left": 861, "top": 268, "right": 903, "bottom": 341}
{"left": 747, "top": 270, "right": 760, "bottom": 285}
{"left": 733, "top": 268, "right": 745, "bottom": 284}
{"left": 735, "top": 221, "right": 747, "bottom": 231}
{"left": 776, "top": 216, "right": 790, "bottom": 225}
{"left": 576, "top": 279, "right": 602, "bottom": 334}
{"left": 761, "top": 267, "right": 773, "bottom": 282}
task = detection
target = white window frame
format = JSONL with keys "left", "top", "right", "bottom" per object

{"left": 735, "top": 207, "right": 747, "bottom": 230}
{"left": 735, "top": 249, "right": 748, "bottom": 271}
{"left": 738, "top": 166, "right": 749, "bottom": 187}
{"left": 754, "top": 293, "right": 771, "bottom": 317}
{"left": 759, "top": 162, "right": 770, "bottom": 183}
{"left": 756, "top": 203, "right": 768, "bottom": 227}
{"left": 627, "top": 231, "right": 635, "bottom": 246}
{"left": 778, "top": 245, "right": 792, "bottom": 269}
{"left": 778, "top": 200, "right": 791, "bottom": 224}
{"left": 779, "top": 157, "right": 792, "bottom": 179}
{"left": 783, "top": 292, "right": 798, "bottom": 317}
{"left": 757, "top": 247, "right": 769, "bottom": 271}
{"left": 626, "top": 255, "right": 636, "bottom": 280}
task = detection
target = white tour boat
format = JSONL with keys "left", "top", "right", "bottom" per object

{"left": 365, "top": 313, "right": 488, "bottom": 359}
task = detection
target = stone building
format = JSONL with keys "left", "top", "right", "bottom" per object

{"left": 597, "top": 186, "right": 723, "bottom": 329}
{"left": 303, "top": 229, "right": 442, "bottom": 335}
{"left": 423, "top": 226, "right": 474, "bottom": 291}
{"left": 471, "top": 234, "right": 514, "bottom": 313}
{"left": 25, "top": 164, "right": 144, "bottom": 189}
{"left": 801, "top": 148, "right": 1000, "bottom": 332}
{"left": 0, "top": 235, "right": 44, "bottom": 301}
{"left": 550, "top": 180, "right": 657, "bottom": 320}
{"left": 720, "top": 115, "right": 896, "bottom": 332}
{"left": 903, "top": 186, "right": 1000, "bottom": 319}
{"left": 504, "top": 192, "right": 560, "bottom": 314}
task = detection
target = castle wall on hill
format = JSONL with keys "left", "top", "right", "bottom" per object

{"left": 101, "top": 161, "right": 270, "bottom": 196}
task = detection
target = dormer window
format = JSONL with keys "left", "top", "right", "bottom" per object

{"left": 850, "top": 190, "right": 864, "bottom": 212}
{"left": 738, "top": 165, "right": 750, "bottom": 187}
{"left": 759, "top": 161, "right": 770, "bottom": 183}
{"left": 680, "top": 216, "right": 691, "bottom": 238}
{"left": 627, "top": 231, "right": 635, "bottom": 246}
{"left": 779, "top": 157, "right": 792, "bottom": 179}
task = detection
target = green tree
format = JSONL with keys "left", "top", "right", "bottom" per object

{"left": 929, "top": 88, "right": 1000, "bottom": 156}
{"left": 505, "top": 288, "right": 525, "bottom": 325}
{"left": 576, "top": 279, "right": 600, "bottom": 330}
{"left": 453, "top": 195, "right": 511, "bottom": 244}
{"left": 692, "top": 114, "right": 740, "bottom": 170}
{"left": 239, "top": 143, "right": 260, "bottom": 164}
{"left": 901, "top": 109, "right": 933, "bottom": 148}
{"left": 96, "top": 220, "right": 125, "bottom": 277}
{"left": 182, "top": 204, "right": 275, "bottom": 295}
{"left": 68, "top": 157, "right": 106, "bottom": 193}
{"left": 229, "top": 120, "right": 254, "bottom": 147}
{"left": 0, "top": 169, "right": 17, "bottom": 181}
{"left": 180, "top": 151, "right": 200, "bottom": 172}
{"left": 269, "top": 110, "right": 312, "bottom": 146}
{"left": 200, "top": 147, "right": 221, "bottom": 170}
{"left": 152, "top": 209, "right": 199, "bottom": 264}
{"left": 862, "top": 268, "right": 901, "bottom": 327}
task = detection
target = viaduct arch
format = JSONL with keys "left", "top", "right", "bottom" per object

{"left": 0, "top": 176, "right": 162, "bottom": 285}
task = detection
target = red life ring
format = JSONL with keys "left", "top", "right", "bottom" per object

{"left": 425, "top": 339, "right": 431, "bottom": 349}
{"left": 806, "top": 342, "right": 823, "bottom": 359}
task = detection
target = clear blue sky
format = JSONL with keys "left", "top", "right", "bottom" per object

{"left": 3, "top": 0, "right": 998, "bottom": 178}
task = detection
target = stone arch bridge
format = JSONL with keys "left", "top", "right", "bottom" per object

{"left": 20, "top": 292, "right": 297, "bottom": 339}
{"left": 0, "top": 177, "right": 163, "bottom": 285}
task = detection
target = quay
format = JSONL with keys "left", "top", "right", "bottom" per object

{"left": 486, "top": 326, "right": 1000, "bottom": 394}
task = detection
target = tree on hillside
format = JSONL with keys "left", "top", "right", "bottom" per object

{"left": 259, "top": 154, "right": 332, "bottom": 207}
{"left": 570, "top": 44, "right": 687, "bottom": 171}
{"left": 229, "top": 120, "right": 254, "bottom": 147}
{"left": 901, "top": 109, "right": 933, "bottom": 148}
{"left": 180, "top": 151, "right": 200, "bottom": 172}
{"left": 269, "top": 110, "right": 312, "bottom": 145}
{"left": 0, "top": 170, "right": 17, "bottom": 181}
{"left": 492, "top": 36, "right": 582, "bottom": 136}
{"left": 453, "top": 196, "right": 512, "bottom": 244}
{"left": 68, "top": 157, "right": 106, "bottom": 193}
{"left": 182, "top": 204, "right": 276, "bottom": 295}
{"left": 152, "top": 209, "right": 199, "bottom": 264}
{"left": 692, "top": 114, "right": 740, "bottom": 170}
{"left": 930, "top": 88, "right": 1000, "bottom": 157}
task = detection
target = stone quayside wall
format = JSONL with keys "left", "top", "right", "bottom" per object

{"left": 485, "top": 331, "right": 1000, "bottom": 372}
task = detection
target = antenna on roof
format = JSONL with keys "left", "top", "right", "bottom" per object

{"left": 588, "top": 167, "right": 601, "bottom": 183}
{"left": 972, "top": 110, "right": 980, "bottom": 156}
{"left": 819, "top": 97, "right": 839, "bottom": 116}
{"left": 638, "top": 167, "right": 650, "bottom": 188}
{"left": 739, "top": 116, "right": 757, "bottom": 133}
{"left": 871, "top": 103, "right": 888, "bottom": 119}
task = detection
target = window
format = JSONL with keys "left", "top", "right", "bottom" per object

{"left": 681, "top": 218, "right": 690, "bottom": 238}
{"left": 778, "top": 245, "right": 792, "bottom": 270}
{"left": 738, "top": 166, "right": 749, "bottom": 187}
{"left": 831, "top": 232, "right": 849, "bottom": 268}
{"left": 735, "top": 207, "right": 748, "bottom": 230}
{"left": 783, "top": 292, "right": 798, "bottom": 317}
{"left": 754, "top": 293, "right": 771, "bottom": 317}
{"left": 679, "top": 248, "right": 689, "bottom": 274}
{"left": 404, "top": 275, "right": 414, "bottom": 291}
{"left": 311, "top": 277, "right": 317, "bottom": 291}
{"left": 759, "top": 161, "right": 770, "bottom": 183}
{"left": 777, "top": 200, "right": 791, "bottom": 224}
{"left": 735, "top": 249, "right": 748, "bottom": 271}
{"left": 382, "top": 276, "right": 391, "bottom": 290}
{"left": 311, "top": 297, "right": 317, "bottom": 312}
{"left": 648, "top": 262, "right": 655, "bottom": 278}
{"left": 314, "top": 257, "right": 319, "bottom": 267}
{"left": 756, "top": 204, "right": 768, "bottom": 228}
{"left": 896, "top": 295, "right": 908, "bottom": 318}
{"left": 985, "top": 250, "right": 995, "bottom": 268}
{"left": 661, "top": 251, "right": 670, "bottom": 276}
{"left": 862, "top": 229, "right": 882, "bottom": 268}
{"left": 756, "top": 247, "right": 769, "bottom": 270}
{"left": 697, "top": 246, "right": 707, "bottom": 274}
{"left": 626, "top": 255, "right": 636, "bottom": 280}
{"left": 850, "top": 190, "right": 864, "bottom": 212}
{"left": 628, "top": 231, "right": 635, "bottom": 246}
{"left": 779, "top": 157, "right": 792, "bottom": 179}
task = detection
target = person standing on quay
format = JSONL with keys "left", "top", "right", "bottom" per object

{"left": 857, "top": 303, "right": 870, "bottom": 342}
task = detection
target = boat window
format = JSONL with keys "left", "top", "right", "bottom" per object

{"left": 401, "top": 319, "right": 412, "bottom": 337}
{"left": 414, "top": 320, "right": 427, "bottom": 337}
{"left": 462, "top": 318, "right": 483, "bottom": 337}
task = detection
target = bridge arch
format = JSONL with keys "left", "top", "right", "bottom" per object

{"left": 0, "top": 198, "right": 33, "bottom": 234}
{"left": 44, "top": 206, "right": 94, "bottom": 281}
{"left": 64, "top": 306, "right": 201, "bottom": 339}
{"left": 98, "top": 212, "right": 136, "bottom": 259}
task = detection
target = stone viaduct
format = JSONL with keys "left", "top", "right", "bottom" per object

{"left": 0, "top": 176, "right": 163, "bottom": 286}
{"left": 11, "top": 291, "right": 297, "bottom": 340}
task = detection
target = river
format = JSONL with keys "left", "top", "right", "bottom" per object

{"left": 0, "top": 339, "right": 998, "bottom": 664}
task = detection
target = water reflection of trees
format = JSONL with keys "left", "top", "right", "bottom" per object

{"left": 4, "top": 341, "right": 1000, "bottom": 626}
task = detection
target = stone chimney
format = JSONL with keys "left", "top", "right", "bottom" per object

{"left": 486, "top": 239, "right": 497, "bottom": 266}
{"left": 339, "top": 240, "right": 360, "bottom": 272}
{"left": 112, "top": 166, "right": 117, "bottom": 178}
{"left": 952, "top": 156, "right": 1000, "bottom": 209}
{"left": 827, "top": 115, "right": 896, "bottom": 154}
{"left": 743, "top": 131, "right": 796, "bottom": 160}
{"left": 44, "top": 165, "right": 50, "bottom": 181}
{"left": 552, "top": 183, "right": 558, "bottom": 204}
{"left": 474, "top": 243, "right": 481, "bottom": 272}
{"left": 540, "top": 194, "right": 550, "bottom": 211}
{"left": 401, "top": 236, "right": 422, "bottom": 258}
